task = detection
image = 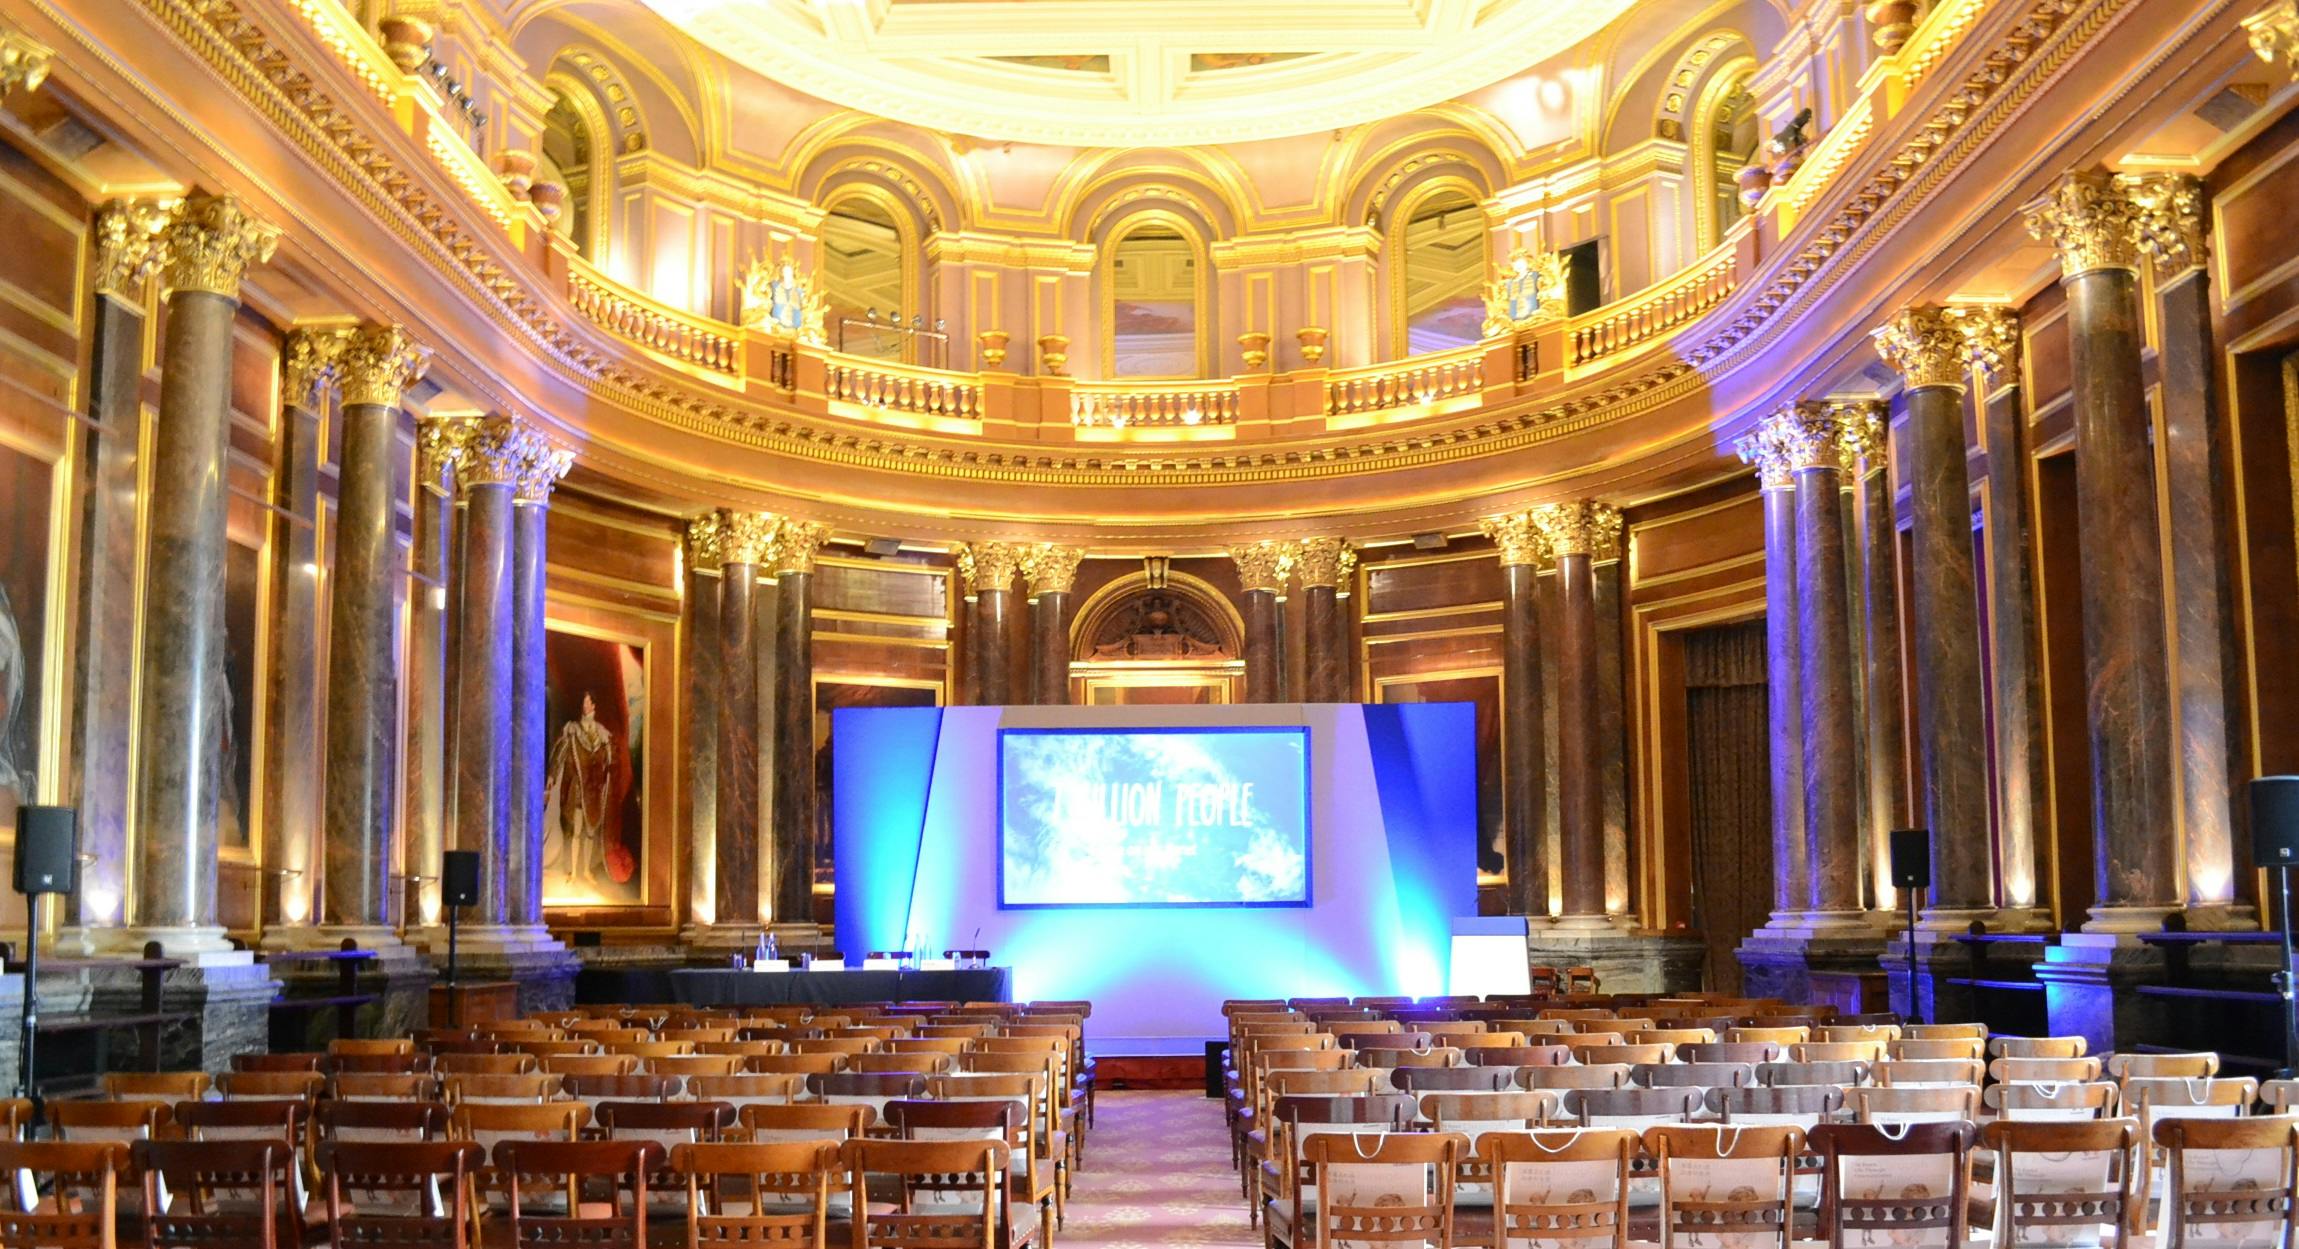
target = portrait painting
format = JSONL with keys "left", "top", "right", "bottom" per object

{"left": 543, "top": 626, "right": 647, "bottom": 906}
{"left": 215, "top": 540, "right": 262, "bottom": 854}
{"left": 0, "top": 440, "right": 53, "bottom": 821}
{"left": 813, "top": 677, "right": 939, "bottom": 885}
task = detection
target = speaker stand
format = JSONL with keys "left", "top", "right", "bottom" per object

{"left": 446, "top": 901, "right": 462, "bottom": 1029}
{"left": 16, "top": 895, "right": 39, "bottom": 1132}
{"left": 2278, "top": 865, "right": 2298, "bottom": 1081}
{"left": 1903, "top": 885, "right": 1924, "bottom": 1026}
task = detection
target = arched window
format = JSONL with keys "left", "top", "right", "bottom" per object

{"left": 1107, "top": 223, "right": 1202, "bottom": 377}
{"left": 1696, "top": 68, "right": 1760, "bottom": 250}
{"left": 539, "top": 87, "right": 601, "bottom": 259}
{"left": 1397, "top": 189, "right": 1486, "bottom": 355}
{"left": 820, "top": 196, "right": 912, "bottom": 360}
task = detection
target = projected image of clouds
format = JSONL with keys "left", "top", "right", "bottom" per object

{"left": 999, "top": 728, "right": 1309, "bottom": 907}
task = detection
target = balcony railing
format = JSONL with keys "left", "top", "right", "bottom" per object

{"left": 567, "top": 266, "right": 742, "bottom": 375}
{"left": 1565, "top": 240, "right": 1743, "bottom": 368}
{"left": 824, "top": 355, "right": 983, "bottom": 421}
{"left": 1324, "top": 345, "right": 1487, "bottom": 418}
{"left": 1070, "top": 382, "right": 1241, "bottom": 428}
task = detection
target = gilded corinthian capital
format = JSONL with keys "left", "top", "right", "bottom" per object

{"left": 0, "top": 30, "right": 52, "bottom": 100}
{"left": 94, "top": 199, "right": 175, "bottom": 298}
{"left": 1529, "top": 502, "right": 1622, "bottom": 562}
{"left": 1228, "top": 541, "right": 1293, "bottom": 594}
{"left": 1871, "top": 305, "right": 1967, "bottom": 392}
{"left": 414, "top": 417, "right": 467, "bottom": 493}
{"left": 1291, "top": 538, "right": 1355, "bottom": 590}
{"left": 1947, "top": 306, "right": 2021, "bottom": 383}
{"left": 159, "top": 193, "right": 279, "bottom": 300}
{"left": 717, "top": 511, "right": 778, "bottom": 565}
{"left": 769, "top": 519, "right": 829, "bottom": 576}
{"left": 2022, "top": 168, "right": 2146, "bottom": 279}
{"left": 338, "top": 324, "right": 432, "bottom": 409}
{"left": 281, "top": 328, "right": 347, "bottom": 410}
{"left": 2125, "top": 172, "right": 2208, "bottom": 278}
{"left": 956, "top": 541, "right": 1026, "bottom": 594}
{"left": 1830, "top": 400, "right": 1888, "bottom": 468}
{"left": 685, "top": 512, "right": 726, "bottom": 572}
{"left": 1479, "top": 511, "right": 1548, "bottom": 567}
{"left": 454, "top": 414, "right": 559, "bottom": 495}
{"left": 1735, "top": 409, "right": 1804, "bottom": 491}
{"left": 2245, "top": 0, "right": 2299, "bottom": 81}
{"left": 1018, "top": 544, "right": 1084, "bottom": 596}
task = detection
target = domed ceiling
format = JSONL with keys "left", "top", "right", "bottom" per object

{"left": 639, "top": 0, "right": 1639, "bottom": 146}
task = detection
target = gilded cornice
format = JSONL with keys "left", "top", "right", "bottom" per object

{"left": 685, "top": 512, "right": 726, "bottom": 573}
{"left": 2124, "top": 172, "right": 2208, "bottom": 279}
{"left": 955, "top": 541, "right": 1026, "bottom": 594}
{"left": 1019, "top": 544, "right": 1085, "bottom": 597}
{"left": 158, "top": 192, "right": 279, "bottom": 300}
{"left": 2244, "top": 0, "right": 2299, "bottom": 81}
{"left": 770, "top": 519, "right": 830, "bottom": 576}
{"left": 1872, "top": 305, "right": 1967, "bottom": 393}
{"left": 338, "top": 324, "right": 433, "bottom": 409}
{"left": 717, "top": 510, "right": 779, "bottom": 566}
{"left": 1735, "top": 410, "right": 1803, "bottom": 492}
{"left": 281, "top": 327, "right": 346, "bottom": 410}
{"left": 93, "top": 198, "right": 174, "bottom": 298}
{"left": 1229, "top": 541, "right": 1294, "bottom": 594}
{"left": 1479, "top": 511, "right": 1548, "bottom": 567}
{"left": 415, "top": 417, "right": 467, "bottom": 494}
{"left": 1290, "top": 537, "right": 1355, "bottom": 590}
{"left": 1948, "top": 306, "right": 2021, "bottom": 384}
{"left": 138, "top": 0, "right": 2113, "bottom": 498}
{"left": 2021, "top": 167, "right": 2145, "bottom": 280}
{"left": 0, "top": 28, "right": 52, "bottom": 100}
{"left": 1529, "top": 501, "right": 1622, "bottom": 562}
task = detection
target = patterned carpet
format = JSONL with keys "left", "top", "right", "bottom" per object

{"left": 1062, "top": 1090, "right": 1260, "bottom": 1248}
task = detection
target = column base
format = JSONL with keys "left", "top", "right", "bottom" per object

{"left": 420, "top": 925, "right": 582, "bottom": 1016}
{"left": 2184, "top": 902, "right": 2263, "bottom": 932}
{"left": 266, "top": 939, "right": 434, "bottom": 1048}
{"left": 89, "top": 958, "right": 281, "bottom": 1073}
{"left": 92, "top": 926, "right": 252, "bottom": 965}
{"left": 1737, "top": 924, "right": 1892, "bottom": 1008}
{"left": 2081, "top": 903, "right": 2181, "bottom": 934}
{"left": 2033, "top": 931, "right": 2169, "bottom": 1054}
{"left": 1526, "top": 928, "right": 1703, "bottom": 994}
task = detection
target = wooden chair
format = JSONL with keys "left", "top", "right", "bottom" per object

{"left": 1992, "top": 1056, "right": 2106, "bottom": 1084}
{"left": 1727, "top": 1026, "right": 1809, "bottom": 1047}
{"left": 1846, "top": 1084, "right": 1979, "bottom": 1125}
{"left": 231, "top": 1054, "right": 323, "bottom": 1075}
{"left": 315, "top": 1101, "right": 452, "bottom": 1145}
{"left": 102, "top": 1073, "right": 209, "bottom": 1101}
{"left": 214, "top": 1072, "right": 326, "bottom": 1105}
{"left": 1560, "top": 1086, "right": 1701, "bottom": 1128}
{"left": 49, "top": 1102, "right": 170, "bottom": 1147}
{"left": 915, "top": 1075, "right": 1063, "bottom": 1227}
{"left": 1756, "top": 1059, "right": 1867, "bottom": 1088}
{"left": 322, "top": 1053, "right": 432, "bottom": 1076}
{"left": 644, "top": 1054, "right": 744, "bottom": 1080}
{"left": 748, "top": 1054, "right": 850, "bottom": 1077}
{"left": 1708, "top": 1084, "right": 1844, "bottom": 1128}
{"left": 331, "top": 1072, "right": 439, "bottom": 1104}
{"left": 442, "top": 1073, "right": 561, "bottom": 1106}
{"left": 1632, "top": 1062, "right": 1754, "bottom": 1095}
{"left": 1644, "top": 1124, "right": 1800, "bottom": 1249}
{"left": 1872, "top": 1058, "right": 1984, "bottom": 1089}
{"left": 132, "top": 1139, "right": 298, "bottom": 1249}
{"left": 2105, "top": 1052, "right": 2220, "bottom": 1081}
{"left": 1990, "top": 1035, "right": 2089, "bottom": 1060}
{"left": 1982, "top": 1118, "right": 2140, "bottom": 1248}
{"left": 670, "top": 1141, "right": 841, "bottom": 1249}
{"left": 1985, "top": 1081, "right": 2120, "bottom": 1121}
{"left": 606, "top": 1040, "right": 695, "bottom": 1061}
{"left": 840, "top": 1138, "right": 1028, "bottom": 1249}
{"left": 1789, "top": 1041, "right": 1886, "bottom": 1065}
{"left": 561, "top": 1074, "right": 682, "bottom": 1105}
{"left": 1681, "top": 1041, "right": 1785, "bottom": 1066}
{"left": 318, "top": 1140, "right": 483, "bottom": 1248}
{"left": 1296, "top": 1131, "right": 1459, "bottom": 1249}
{"left": 329, "top": 1039, "right": 415, "bottom": 1058}
{"left": 1259, "top": 1094, "right": 1416, "bottom": 1231}
{"left": 1465, "top": 1045, "right": 1572, "bottom": 1068}
{"left": 431, "top": 1053, "right": 535, "bottom": 1077}
{"left": 1574, "top": 1043, "right": 1670, "bottom": 1067}
{"left": 683, "top": 1073, "right": 807, "bottom": 1113}
{"left": 1416, "top": 1090, "right": 1558, "bottom": 1135}
{"left": 1388, "top": 1066, "right": 1512, "bottom": 1094}
{"left": 0, "top": 1141, "right": 124, "bottom": 1249}
{"left": 849, "top": 1053, "right": 954, "bottom": 1076}
{"left": 1818, "top": 1023, "right": 1904, "bottom": 1046}
{"left": 540, "top": 1054, "right": 639, "bottom": 1078}
{"left": 494, "top": 1140, "right": 661, "bottom": 1249}
{"left": 1902, "top": 1022, "right": 1986, "bottom": 1042}
{"left": 1360, "top": 1046, "right": 1465, "bottom": 1071}
{"left": 1519, "top": 1065, "right": 1633, "bottom": 1092}
{"left": 740, "top": 1104, "right": 873, "bottom": 1145}
{"left": 1887, "top": 1037, "right": 1983, "bottom": 1062}
{"left": 1808, "top": 1121, "right": 1976, "bottom": 1249}
{"left": 2151, "top": 1116, "right": 2299, "bottom": 1248}
{"left": 1483, "top": 1128, "right": 1636, "bottom": 1249}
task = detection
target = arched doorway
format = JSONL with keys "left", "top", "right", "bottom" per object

{"left": 1066, "top": 571, "right": 1245, "bottom": 704}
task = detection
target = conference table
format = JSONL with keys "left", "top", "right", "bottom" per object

{"left": 667, "top": 966, "right": 1012, "bottom": 1008}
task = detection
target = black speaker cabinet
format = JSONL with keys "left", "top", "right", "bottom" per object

{"left": 12, "top": 805, "right": 75, "bottom": 896}
{"left": 1889, "top": 828, "right": 1932, "bottom": 890}
{"left": 442, "top": 850, "right": 481, "bottom": 908}
{"left": 2250, "top": 777, "right": 2299, "bottom": 867}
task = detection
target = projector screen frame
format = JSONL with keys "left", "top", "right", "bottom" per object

{"left": 994, "top": 723, "right": 1314, "bottom": 912}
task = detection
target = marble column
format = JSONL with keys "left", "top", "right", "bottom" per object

{"left": 506, "top": 438, "right": 570, "bottom": 931}
{"left": 405, "top": 420, "right": 461, "bottom": 932}
{"left": 2133, "top": 174, "right": 2247, "bottom": 920}
{"left": 1530, "top": 503, "right": 1620, "bottom": 923}
{"left": 1734, "top": 424, "right": 1807, "bottom": 921}
{"left": 1954, "top": 307, "right": 2047, "bottom": 916}
{"left": 256, "top": 335, "right": 331, "bottom": 943}
{"left": 1231, "top": 542, "right": 1292, "bottom": 703}
{"left": 1293, "top": 539, "right": 1354, "bottom": 702}
{"left": 68, "top": 201, "right": 170, "bottom": 940}
{"left": 129, "top": 195, "right": 277, "bottom": 954}
{"left": 314, "top": 327, "right": 427, "bottom": 943}
{"left": 1848, "top": 412, "right": 1910, "bottom": 909}
{"left": 1020, "top": 544, "right": 1084, "bottom": 706}
{"left": 1478, "top": 513, "right": 1550, "bottom": 917}
{"left": 1873, "top": 307, "right": 1995, "bottom": 918}
{"left": 959, "top": 543, "right": 1025, "bottom": 707}
{"left": 2024, "top": 171, "right": 2179, "bottom": 929}
{"left": 1789, "top": 403, "right": 1880, "bottom": 923}
{"left": 713, "top": 512, "right": 777, "bottom": 931}
{"left": 681, "top": 519, "right": 723, "bottom": 937}
{"left": 770, "top": 522, "right": 828, "bottom": 929}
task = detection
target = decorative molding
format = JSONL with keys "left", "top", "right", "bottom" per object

{"left": 1290, "top": 537, "right": 1355, "bottom": 589}
{"left": 1735, "top": 409, "right": 1804, "bottom": 491}
{"left": 2124, "top": 172, "right": 2208, "bottom": 279}
{"left": 2021, "top": 167, "right": 2146, "bottom": 280}
{"left": 1228, "top": 540, "right": 1294, "bottom": 594}
{"left": 769, "top": 519, "right": 830, "bottom": 576}
{"left": 717, "top": 511, "right": 779, "bottom": 566}
{"left": 1948, "top": 306, "right": 2022, "bottom": 383}
{"left": 1479, "top": 511, "right": 1548, "bottom": 567}
{"left": 1019, "top": 543, "right": 1085, "bottom": 596}
{"left": 92, "top": 198, "right": 175, "bottom": 298}
{"left": 337, "top": 324, "right": 432, "bottom": 409}
{"left": 1529, "top": 501, "right": 1622, "bottom": 562}
{"left": 158, "top": 192, "right": 278, "bottom": 300}
{"left": 281, "top": 328, "right": 346, "bottom": 411}
{"left": 2244, "top": 0, "right": 2299, "bottom": 81}
{"left": 1872, "top": 304, "right": 1968, "bottom": 392}
{"left": 955, "top": 541, "right": 1026, "bottom": 594}
{"left": 685, "top": 512, "right": 726, "bottom": 573}
{"left": 0, "top": 28, "right": 52, "bottom": 100}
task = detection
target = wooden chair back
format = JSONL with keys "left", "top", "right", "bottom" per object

{"left": 318, "top": 1140, "right": 483, "bottom": 1249}
{"left": 495, "top": 1140, "right": 660, "bottom": 1249}
{"left": 1981, "top": 1118, "right": 2139, "bottom": 1248}
{"left": 671, "top": 1141, "right": 841, "bottom": 1249}
{"left": 0, "top": 1142, "right": 122, "bottom": 1249}
{"left": 1984, "top": 1080, "right": 2120, "bottom": 1121}
{"left": 1644, "top": 1124, "right": 1801, "bottom": 1249}
{"left": 1809, "top": 1121, "right": 1976, "bottom": 1249}
{"left": 1485, "top": 1127, "right": 1636, "bottom": 1249}
{"left": 1300, "top": 1131, "right": 1459, "bottom": 1249}
{"left": 2152, "top": 1116, "right": 2299, "bottom": 1249}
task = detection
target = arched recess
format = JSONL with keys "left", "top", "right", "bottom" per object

{"left": 1067, "top": 570, "right": 1246, "bottom": 705}
{"left": 1385, "top": 174, "right": 1491, "bottom": 358}
{"left": 1099, "top": 211, "right": 1213, "bottom": 379}
{"left": 1688, "top": 57, "right": 1759, "bottom": 251}
{"left": 539, "top": 66, "right": 615, "bottom": 262}
{"left": 817, "top": 181, "right": 924, "bottom": 361}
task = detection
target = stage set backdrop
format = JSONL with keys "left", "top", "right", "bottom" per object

{"left": 834, "top": 702, "right": 1477, "bottom": 1050}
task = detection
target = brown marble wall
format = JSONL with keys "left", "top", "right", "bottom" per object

{"left": 1030, "top": 590, "right": 1069, "bottom": 705}
{"left": 2066, "top": 267, "right": 2178, "bottom": 917}
{"left": 453, "top": 481, "right": 516, "bottom": 924}
{"left": 1978, "top": 378, "right": 2047, "bottom": 912}
{"left": 1243, "top": 588, "right": 1280, "bottom": 703}
{"left": 321, "top": 399, "right": 401, "bottom": 929}
{"left": 1795, "top": 464, "right": 1862, "bottom": 915}
{"left": 1500, "top": 564, "right": 1547, "bottom": 915}
{"left": 975, "top": 589, "right": 1012, "bottom": 705}
{"left": 133, "top": 288, "right": 239, "bottom": 933}
{"left": 68, "top": 292, "right": 144, "bottom": 930}
{"left": 507, "top": 501, "right": 548, "bottom": 927}
{"left": 715, "top": 562, "right": 761, "bottom": 926}
{"left": 1761, "top": 484, "right": 1806, "bottom": 916}
{"left": 1556, "top": 552, "right": 1604, "bottom": 917}
{"left": 771, "top": 571, "right": 815, "bottom": 924}
{"left": 1903, "top": 383, "right": 1993, "bottom": 912}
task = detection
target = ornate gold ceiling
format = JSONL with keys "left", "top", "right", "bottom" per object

{"left": 639, "top": 0, "right": 1639, "bottom": 146}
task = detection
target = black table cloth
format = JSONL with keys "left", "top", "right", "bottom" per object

{"left": 666, "top": 967, "right": 1011, "bottom": 1008}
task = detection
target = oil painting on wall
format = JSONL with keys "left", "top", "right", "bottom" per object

{"left": 543, "top": 626, "right": 647, "bottom": 906}
{"left": 0, "top": 442, "right": 51, "bottom": 825}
